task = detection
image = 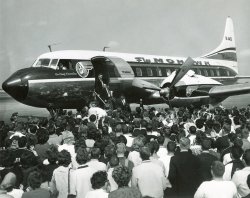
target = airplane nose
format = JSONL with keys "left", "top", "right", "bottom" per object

{"left": 2, "top": 77, "right": 28, "bottom": 101}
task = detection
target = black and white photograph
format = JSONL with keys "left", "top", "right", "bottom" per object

{"left": 1, "top": 0, "right": 250, "bottom": 197}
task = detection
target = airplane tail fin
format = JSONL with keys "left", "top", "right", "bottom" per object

{"left": 201, "top": 17, "right": 237, "bottom": 63}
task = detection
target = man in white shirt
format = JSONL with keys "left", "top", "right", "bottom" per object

{"left": 87, "top": 147, "right": 107, "bottom": 171}
{"left": 85, "top": 171, "right": 109, "bottom": 198}
{"left": 131, "top": 146, "right": 167, "bottom": 198}
{"left": 71, "top": 148, "right": 97, "bottom": 198}
{"left": 194, "top": 161, "right": 237, "bottom": 198}
{"left": 232, "top": 149, "right": 250, "bottom": 197}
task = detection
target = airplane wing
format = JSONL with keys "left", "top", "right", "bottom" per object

{"left": 209, "top": 83, "right": 250, "bottom": 98}
{"left": 235, "top": 75, "right": 250, "bottom": 79}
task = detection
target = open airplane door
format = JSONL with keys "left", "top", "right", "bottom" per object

{"left": 91, "top": 56, "right": 134, "bottom": 103}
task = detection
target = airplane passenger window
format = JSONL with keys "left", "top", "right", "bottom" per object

{"left": 35, "top": 59, "right": 50, "bottom": 67}
{"left": 166, "top": 69, "right": 171, "bottom": 76}
{"left": 204, "top": 70, "right": 208, "bottom": 76}
{"left": 146, "top": 68, "right": 153, "bottom": 76}
{"left": 216, "top": 69, "right": 220, "bottom": 76}
{"left": 210, "top": 69, "right": 214, "bottom": 77}
{"left": 136, "top": 68, "right": 142, "bottom": 77}
{"left": 157, "top": 68, "right": 162, "bottom": 76}
{"left": 197, "top": 69, "right": 201, "bottom": 75}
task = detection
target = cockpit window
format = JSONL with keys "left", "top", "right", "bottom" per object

{"left": 35, "top": 59, "right": 50, "bottom": 67}
{"left": 50, "top": 59, "right": 58, "bottom": 69}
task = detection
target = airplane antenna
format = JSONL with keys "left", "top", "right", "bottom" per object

{"left": 103, "top": 46, "right": 110, "bottom": 51}
{"left": 48, "top": 42, "right": 61, "bottom": 52}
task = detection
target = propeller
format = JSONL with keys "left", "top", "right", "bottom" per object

{"left": 142, "top": 57, "right": 195, "bottom": 101}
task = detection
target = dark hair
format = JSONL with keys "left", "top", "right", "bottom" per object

{"left": 157, "top": 136, "right": 165, "bottom": 145}
{"left": 211, "top": 161, "right": 225, "bottom": 177}
{"left": 189, "top": 126, "right": 197, "bottom": 135}
{"left": 27, "top": 171, "right": 42, "bottom": 189}
{"left": 46, "top": 145, "right": 59, "bottom": 164}
{"left": 91, "top": 171, "right": 107, "bottom": 189}
{"left": 167, "top": 141, "right": 176, "bottom": 153}
{"left": 18, "top": 136, "right": 27, "bottom": 148}
{"left": 29, "top": 125, "right": 37, "bottom": 134}
{"left": 201, "top": 138, "right": 212, "bottom": 150}
{"left": 231, "top": 146, "right": 244, "bottom": 160}
{"left": 117, "top": 135, "right": 127, "bottom": 145}
{"left": 139, "top": 146, "right": 151, "bottom": 161}
{"left": 147, "top": 141, "right": 159, "bottom": 155}
{"left": 58, "top": 150, "right": 71, "bottom": 167}
{"left": 247, "top": 174, "right": 250, "bottom": 189}
{"left": 109, "top": 155, "right": 119, "bottom": 167}
{"left": 76, "top": 148, "right": 89, "bottom": 165}
{"left": 243, "top": 149, "right": 250, "bottom": 166}
{"left": 112, "top": 166, "right": 131, "bottom": 187}
{"left": 104, "top": 145, "right": 116, "bottom": 159}
{"left": 91, "top": 147, "right": 101, "bottom": 159}
{"left": 195, "top": 119, "right": 204, "bottom": 129}
{"left": 89, "top": 114, "right": 97, "bottom": 122}
{"left": 36, "top": 128, "right": 49, "bottom": 144}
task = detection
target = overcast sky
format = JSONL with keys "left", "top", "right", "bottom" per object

{"left": 1, "top": 0, "right": 250, "bottom": 85}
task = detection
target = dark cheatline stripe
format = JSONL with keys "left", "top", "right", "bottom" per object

{"left": 205, "top": 52, "right": 237, "bottom": 61}
{"left": 204, "top": 47, "right": 236, "bottom": 57}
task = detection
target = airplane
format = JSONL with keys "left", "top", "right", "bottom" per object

{"left": 2, "top": 17, "right": 250, "bottom": 111}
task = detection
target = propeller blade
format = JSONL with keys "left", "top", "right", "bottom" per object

{"left": 169, "top": 57, "right": 195, "bottom": 89}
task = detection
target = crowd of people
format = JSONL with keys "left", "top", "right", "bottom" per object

{"left": 1, "top": 99, "right": 250, "bottom": 198}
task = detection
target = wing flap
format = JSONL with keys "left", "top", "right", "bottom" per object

{"left": 209, "top": 83, "right": 250, "bottom": 98}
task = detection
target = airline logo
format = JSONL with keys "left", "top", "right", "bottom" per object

{"left": 75, "top": 62, "right": 93, "bottom": 78}
{"left": 134, "top": 57, "right": 211, "bottom": 66}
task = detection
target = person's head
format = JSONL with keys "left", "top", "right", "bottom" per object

{"left": 76, "top": 147, "right": 89, "bottom": 165}
{"left": 90, "top": 171, "right": 108, "bottom": 190}
{"left": 242, "top": 128, "right": 250, "bottom": 139}
{"left": 243, "top": 149, "right": 250, "bottom": 166}
{"left": 189, "top": 126, "right": 197, "bottom": 135}
{"left": 17, "top": 136, "right": 27, "bottom": 148}
{"left": 139, "top": 146, "right": 151, "bottom": 161}
{"left": 89, "top": 114, "right": 97, "bottom": 123}
{"left": 27, "top": 171, "right": 43, "bottom": 190}
{"left": 201, "top": 138, "right": 212, "bottom": 151}
{"left": 58, "top": 150, "right": 71, "bottom": 167}
{"left": 230, "top": 146, "right": 244, "bottom": 160}
{"left": 109, "top": 155, "right": 119, "bottom": 168}
{"left": 167, "top": 141, "right": 176, "bottom": 153}
{"left": 0, "top": 172, "right": 16, "bottom": 192}
{"left": 116, "top": 143, "right": 126, "bottom": 157}
{"left": 247, "top": 174, "right": 250, "bottom": 189}
{"left": 112, "top": 166, "right": 131, "bottom": 188}
{"left": 131, "top": 135, "right": 146, "bottom": 151}
{"left": 36, "top": 128, "right": 49, "bottom": 144}
{"left": 179, "top": 137, "right": 190, "bottom": 150}
{"left": 147, "top": 141, "right": 160, "bottom": 155}
{"left": 211, "top": 161, "right": 225, "bottom": 178}
{"left": 104, "top": 144, "right": 116, "bottom": 159}
{"left": 157, "top": 135, "right": 165, "bottom": 145}
{"left": 90, "top": 147, "right": 101, "bottom": 159}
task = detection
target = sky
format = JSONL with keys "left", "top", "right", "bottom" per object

{"left": 1, "top": 0, "right": 250, "bottom": 86}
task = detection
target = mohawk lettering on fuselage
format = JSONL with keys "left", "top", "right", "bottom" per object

{"left": 134, "top": 57, "right": 210, "bottom": 66}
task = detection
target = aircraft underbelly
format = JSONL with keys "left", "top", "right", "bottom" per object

{"left": 27, "top": 79, "right": 94, "bottom": 108}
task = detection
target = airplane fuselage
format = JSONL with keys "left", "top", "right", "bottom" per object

{"left": 2, "top": 50, "right": 238, "bottom": 109}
